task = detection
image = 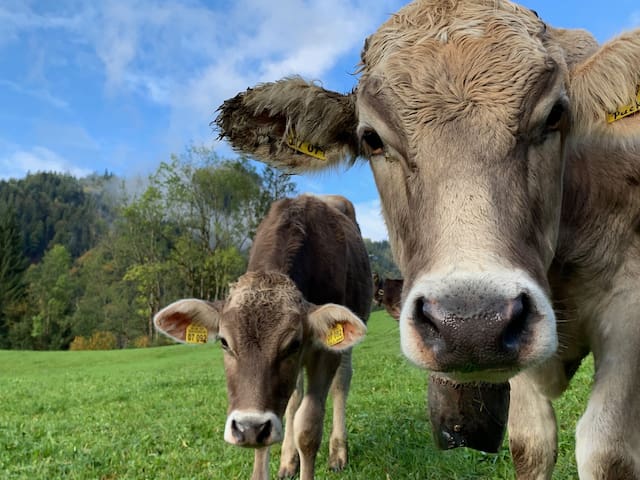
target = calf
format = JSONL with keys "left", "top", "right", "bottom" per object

{"left": 154, "top": 194, "right": 372, "bottom": 480}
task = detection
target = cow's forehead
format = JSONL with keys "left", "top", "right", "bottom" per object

{"left": 364, "top": 0, "right": 544, "bottom": 58}
{"left": 359, "top": 0, "right": 562, "bottom": 136}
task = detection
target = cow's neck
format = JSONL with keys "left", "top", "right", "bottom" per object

{"left": 555, "top": 136, "right": 640, "bottom": 285}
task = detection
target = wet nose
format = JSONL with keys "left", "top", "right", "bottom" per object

{"left": 230, "top": 418, "right": 272, "bottom": 446}
{"left": 413, "top": 292, "right": 532, "bottom": 371}
{"left": 224, "top": 411, "right": 282, "bottom": 447}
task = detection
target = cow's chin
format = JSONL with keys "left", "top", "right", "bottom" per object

{"left": 399, "top": 325, "right": 518, "bottom": 383}
{"left": 399, "top": 319, "right": 558, "bottom": 384}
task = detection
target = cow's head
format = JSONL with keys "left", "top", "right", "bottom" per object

{"left": 154, "top": 271, "right": 366, "bottom": 447}
{"left": 216, "top": 0, "right": 634, "bottom": 382}
{"left": 373, "top": 274, "right": 403, "bottom": 321}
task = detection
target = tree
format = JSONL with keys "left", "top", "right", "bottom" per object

{"left": 0, "top": 207, "right": 27, "bottom": 348}
{"left": 364, "top": 239, "right": 401, "bottom": 279}
{"left": 26, "top": 244, "right": 76, "bottom": 350}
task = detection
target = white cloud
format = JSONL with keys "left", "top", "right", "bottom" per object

{"left": 354, "top": 198, "right": 388, "bottom": 241}
{"left": 2, "top": 0, "right": 405, "bottom": 172}
{"left": 0, "top": 147, "right": 93, "bottom": 180}
{"left": 0, "top": 79, "right": 69, "bottom": 110}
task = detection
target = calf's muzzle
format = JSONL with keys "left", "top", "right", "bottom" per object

{"left": 224, "top": 410, "right": 283, "bottom": 447}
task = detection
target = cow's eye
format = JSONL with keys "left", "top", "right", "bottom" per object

{"left": 544, "top": 102, "right": 565, "bottom": 132}
{"left": 361, "top": 129, "right": 384, "bottom": 155}
{"left": 218, "top": 336, "right": 230, "bottom": 350}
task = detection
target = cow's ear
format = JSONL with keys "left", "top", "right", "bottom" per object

{"left": 215, "top": 76, "right": 359, "bottom": 173}
{"left": 154, "top": 299, "right": 224, "bottom": 344}
{"left": 307, "top": 303, "right": 367, "bottom": 351}
{"left": 547, "top": 26, "right": 599, "bottom": 70}
{"left": 569, "top": 29, "right": 640, "bottom": 135}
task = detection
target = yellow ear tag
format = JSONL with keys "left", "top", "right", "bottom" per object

{"left": 607, "top": 85, "right": 640, "bottom": 123}
{"left": 185, "top": 324, "right": 208, "bottom": 344}
{"left": 326, "top": 323, "right": 345, "bottom": 347}
{"left": 287, "top": 133, "right": 327, "bottom": 161}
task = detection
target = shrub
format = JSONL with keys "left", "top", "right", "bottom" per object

{"left": 133, "top": 335, "right": 151, "bottom": 349}
{"left": 69, "top": 336, "right": 89, "bottom": 351}
{"left": 69, "top": 331, "right": 117, "bottom": 350}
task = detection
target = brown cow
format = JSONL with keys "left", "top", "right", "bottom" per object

{"left": 215, "top": 1, "right": 640, "bottom": 478}
{"left": 154, "top": 194, "right": 372, "bottom": 480}
{"left": 373, "top": 273, "right": 403, "bottom": 320}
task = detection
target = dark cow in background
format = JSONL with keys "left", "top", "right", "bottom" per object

{"left": 216, "top": 0, "right": 640, "bottom": 477}
{"left": 155, "top": 194, "right": 372, "bottom": 480}
{"left": 372, "top": 273, "right": 403, "bottom": 320}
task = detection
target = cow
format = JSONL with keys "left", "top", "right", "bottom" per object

{"left": 215, "top": 1, "right": 640, "bottom": 478}
{"left": 154, "top": 194, "right": 372, "bottom": 480}
{"left": 373, "top": 273, "right": 403, "bottom": 320}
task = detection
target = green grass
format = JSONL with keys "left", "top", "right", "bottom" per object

{"left": 0, "top": 311, "right": 593, "bottom": 479}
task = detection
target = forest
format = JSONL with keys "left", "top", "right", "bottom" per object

{"left": 0, "top": 147, "right": 399, "bottom": 350}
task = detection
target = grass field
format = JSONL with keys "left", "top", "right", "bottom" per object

{"left": 0, "top": 311, "right": 593, "bottom": 479}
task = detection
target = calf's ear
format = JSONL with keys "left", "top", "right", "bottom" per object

{"left": 215, "top": 76, "right": 359, "bottom": 174}
{"left": 307, "top": 303, "right": 367, "bottom": 351}
{"left": 154, "top": 299, "right": 224, "bottom": 344}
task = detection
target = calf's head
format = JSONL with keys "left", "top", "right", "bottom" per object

{"left": 154, "top": 271, "right": 366, "bottom": 447}
{"left": 215, "top": 0, "right": 633, "bottom": 382}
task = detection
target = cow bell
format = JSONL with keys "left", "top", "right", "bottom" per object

{"left": 428, "top": 374, "right": 510, "bottom": 453}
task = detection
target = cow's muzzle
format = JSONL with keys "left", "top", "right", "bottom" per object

{"left": 400, "top": 269, "right": 557, "bottom": 379}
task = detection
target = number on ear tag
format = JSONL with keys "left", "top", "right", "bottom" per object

{"left": 326, "top": 323, "right": 345, "bottom": 346}
{"left": 185, "top": 324, "right": 208, "bottom": 344}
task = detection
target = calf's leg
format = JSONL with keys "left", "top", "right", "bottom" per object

{"left": 278, "top": 371, "right": 303, "bottom": 478}
{"left": 294, "top": 351, "right": 341, "bottom": 480}
{"left": 251, "top": 447, "right": 270, "bottom": 480}
{"left": 328, "top": 349, "right": 353, "bottom": 471}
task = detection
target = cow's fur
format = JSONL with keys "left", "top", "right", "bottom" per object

{"left": 155, "top": 195, "right": 372, "bottom": 480}
{"left": 216, "top": 1, "right": 640, "bottom": 478}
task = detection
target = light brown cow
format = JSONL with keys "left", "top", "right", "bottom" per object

{"left": 154, "top": 194, "right": 372, "bottom": 480}
{"left": 215, "top": 1, "right": 640, "bottom": 478}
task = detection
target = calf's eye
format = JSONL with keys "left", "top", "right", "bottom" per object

{"left": 281, "top": 339, "right": 302, "bottom": 359}
{"left": 218, "top": 337, "right": 229, "bottom": 350}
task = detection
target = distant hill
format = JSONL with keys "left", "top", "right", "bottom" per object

{"left": 0, "top": 172, "right": 118, "bottom": 263}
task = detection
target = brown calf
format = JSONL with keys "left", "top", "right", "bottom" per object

{"left": 154, "top": 194, "right": 372, "bottom": 480}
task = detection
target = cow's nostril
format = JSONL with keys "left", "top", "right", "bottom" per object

{"left": 231, "top": 419, "right": 244, "bottom": 443}
{"left": 256, "top": 420, "right": 272, "bottom": 444}
{"left": 414, "top": 297, "right": 440, "bottom": 337}
{"left": 501, "top": 293, "right": 530, "bottom": 352}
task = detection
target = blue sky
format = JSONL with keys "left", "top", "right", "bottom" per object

{"left": 2, "top": 0, "right": 639, "bottom": 240}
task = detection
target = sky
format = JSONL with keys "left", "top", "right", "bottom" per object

{"left": 2, "top": 0, "right": 639, "bottom": 241}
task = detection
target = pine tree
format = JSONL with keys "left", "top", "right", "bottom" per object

{"left": 0, "top": 206, "right": 27, "bottom": 347}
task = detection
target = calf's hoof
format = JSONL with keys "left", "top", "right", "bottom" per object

{"left": 329, "top": 438, "right": 348, "bottom": 471}
{"left": 277, "top": 459, "right": 299, "bottom": 479}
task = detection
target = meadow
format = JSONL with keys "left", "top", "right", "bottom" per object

{"left": 0, "top": 311, "right": 592, "bottom": 479}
